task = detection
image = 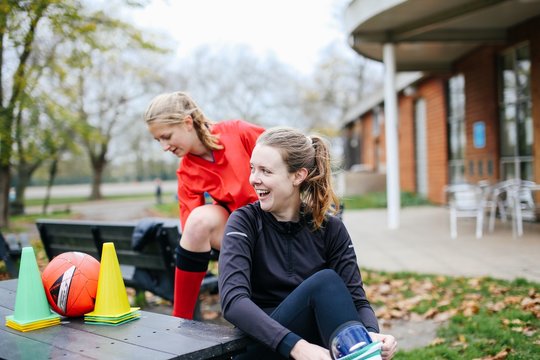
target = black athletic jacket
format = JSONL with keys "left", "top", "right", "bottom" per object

{"left": 219, "top": 202, "right": 379, "bottom": 355}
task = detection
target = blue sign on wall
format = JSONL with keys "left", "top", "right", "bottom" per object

{"left": 473, "top": 121, "right": 486, "bottom": 149}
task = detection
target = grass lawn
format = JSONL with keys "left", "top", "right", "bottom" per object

{"left": 1, "top": 192, "right": 538, "bottom": 359}
{"left": 341, "top": 191, "right": 431, "bottom": 209}
{"left": 363, "top": 270, "right": 540, "bottom": 360}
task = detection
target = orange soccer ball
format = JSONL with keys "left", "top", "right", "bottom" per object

{"left": 42, "top": 251, "right": 100, "bottom": 317}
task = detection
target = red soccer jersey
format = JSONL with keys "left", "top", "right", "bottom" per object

{"left": 176, "top": 119, "right": 265, "bottom": 229}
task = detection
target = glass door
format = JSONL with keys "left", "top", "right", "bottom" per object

{"left": 499, "top": 43, "right": 533, "bottom": 180}
{"left": 447, "top": 74, "right": 466, "bottom": 184}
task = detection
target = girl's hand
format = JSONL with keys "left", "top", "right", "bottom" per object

{"left": 369, "top": 332, "right": 398, "bottom": 360}
{"left": 290, "top": 339, "right": 332, "bottom": 360}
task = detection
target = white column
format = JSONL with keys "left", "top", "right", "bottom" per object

{"left": 383, "top": 43, "right": 400, "bottom": 229}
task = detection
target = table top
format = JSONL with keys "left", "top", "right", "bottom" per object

{"left": 0, "top": 279, "right": 250, "bottom": 359}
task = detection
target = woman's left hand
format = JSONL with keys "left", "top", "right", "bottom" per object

{"left": 369, "top": 332, "right": 397, "bottom": 360}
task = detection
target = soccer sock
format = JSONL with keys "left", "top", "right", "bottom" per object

{"left": 172, "top": 245, "right": 210, "bottom": 319}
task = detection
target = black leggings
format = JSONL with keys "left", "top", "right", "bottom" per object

{"left": 235, "top": 269, "right": 362, "bottom": 359}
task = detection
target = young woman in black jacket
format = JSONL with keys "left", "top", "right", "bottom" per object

{"left": 219, "top": 127, "right": 397, "bottom": 360}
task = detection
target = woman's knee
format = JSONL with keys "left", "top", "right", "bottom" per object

{"left": 315, "top": 269, "right": 340, "bottom": 281}
{"left": 302, "top": 269, "right": 344, "bottom": 293}
{"left": 181, "top": 205, "right": 229, "bottom": 250}
{"left": 311, "top": 269, "right": 341, "bottom": 284}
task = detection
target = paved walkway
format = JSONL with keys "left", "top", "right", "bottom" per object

{"left": 344, "top": 206, "right": 540, "bottom": 283}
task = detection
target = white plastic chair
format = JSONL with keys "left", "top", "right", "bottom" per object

{"left": 445, "top": 183, "right": 485, "bottom": 239}
{"left": 488, "top": 180, "right": 514, "bottom": 232}
{"left": 489, "top": 179, "right": 537, "bottom": 237}
{"left": 505, "top": 180, "right": 537, "bottom": 237}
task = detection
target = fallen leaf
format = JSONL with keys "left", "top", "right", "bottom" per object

{"left": 433, "top": 309, "right": 456, "bottom": 322}
{"left": 488, "top": 284, "right": 509, "bottom": 296}
{"left": 504, "top": 296, "right": 522, "bottom": 305}
{"left": 461, "top": 300, "right": 480, "bottom": 316}
{"left": 429, "top": 337, "right": 445, "bottom": 346}
{"left": 423, "top": 308, "right": 439, "bottom": 319}
{"left": 483, "top": 347, "right": 511, "bottom": 360}
{"left": 486, "top": 301, "right": 506, "bottom": 313}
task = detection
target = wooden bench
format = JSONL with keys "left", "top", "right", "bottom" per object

{"left": 0, "top": 231, "right": 32, "bottom": 278}
{"left": 1, "top": 231, "right": 19, "bottom": 278}
{"left": 35, "top": 218, "right": 219, "bottom": 320}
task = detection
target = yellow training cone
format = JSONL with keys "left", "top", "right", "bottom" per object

{"left": 85, "top": 242, "right": 139, "bottom": 318}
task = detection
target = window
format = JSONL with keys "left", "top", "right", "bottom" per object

{"left": 499, "top": 43, "right": 533, "bottom": 180}
{"left": 447, "top": 74, "right": 466, "bottom": 183}
{"left": 372, "top": 106, "right": 382, "bottom": 137}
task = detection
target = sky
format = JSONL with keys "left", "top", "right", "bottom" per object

{"left": 127, "top": 0, "right": 349, "bottom": 74}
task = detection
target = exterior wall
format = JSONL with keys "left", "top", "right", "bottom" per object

{"left": 342, "top": 172, "right": 387, "bottom": 196}
{"left": 360, "top": 112, "right": 375, "bottom": 170}
{"left": 532, "top": 22, "right": 540, "bottom": 186}
{"left": 354, "top": 79, "right": 449, "bottom": 204}
{"left": 397, "top": 96, "right": 416, "bottom": 193}
{"left": 531, "top": 21, "right": 540, "bottom": 186}
{"left": 353, "top": 110, "right": 384, "bottom": 173}
{"left": 342, "top": 123, "right": 353, "bottom": 169}
{"left": 509, "top": 15, "right": 540, "bottom": 184}
{"left": 378, "top": 114, "right": 386, "bottom": 171}
{"left": 343, "top": 121, "right": 363, "bottom": 169}
{"left": 342, "top": 17, "right": 540, "bottom": 203}
{"left": 346, "top": 78, "right": 449, "bottom": 204}
{"left": 416, "top": 78, "right": 448, "bottom": 204}
{"left": 455, "top": 46, "right": 501, "bottom": 184}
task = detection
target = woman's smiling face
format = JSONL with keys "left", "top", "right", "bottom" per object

{"left": 249, "top": 144, "right": 304, "bottom": 221}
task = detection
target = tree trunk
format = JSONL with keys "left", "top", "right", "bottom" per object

{"left": 42, "top": 157, "right": 59, "bottom": 214}
{"left": 12, "top": 159, "right": 43, "bottom": 215}
{"left": 0, "top": 106, "right": 14, "bottom": 227}
{"left": 0, "top": 165, "right": 10, "bottom": 228}
{"left": 11, "top": 168, "right": 31, "bottom": 216}
{"left": 88, "top": 144, "right": 108, "bottom": 200}
{"left": 90, "top": 165, "right": 103, "bottom": 200}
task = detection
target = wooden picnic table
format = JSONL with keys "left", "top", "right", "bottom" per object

{"left": 0, "top": 279, "right": 250, "bottom": 359}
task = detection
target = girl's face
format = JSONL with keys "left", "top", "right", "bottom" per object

{"left": 148, "top": 117, "right": 197, "bottom": 158}
{"left": 249, "top": 144, "right": 306, "bottom": 221}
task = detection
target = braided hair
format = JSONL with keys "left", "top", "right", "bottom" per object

{"left": 144, "top": 91, "right": 222, "bottom": 150}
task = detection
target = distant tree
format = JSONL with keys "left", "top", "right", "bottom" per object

{"left": 305, "top": 0, "right": 383, "bottom": 167}
{"left": 302, "top": 42, "right": 371, "bottom": 132}
{"left": 0, "top": 0, "right": 70, "bottom": 227}
{"left": 0, "top": 0, "right": 166, "bottom": 225}
{"left": 11, "top": 94, "right": 78, "bottom": 215}
{"left": 63, "top": 47, "right": 167, "bottom": 199}
{"left": 170, "top": 44, "right": 307, "bottom": 129}
{"left": 9, "top": 25, "right": 82, "bottom": 215}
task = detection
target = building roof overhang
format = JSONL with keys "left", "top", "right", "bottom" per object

{"left": 342, "top": 71, "right": 424, "bottom": 127}
{"left": 345, "top": 0, "right": 540, "bottom": 71}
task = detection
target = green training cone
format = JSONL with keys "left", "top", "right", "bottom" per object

{"left": 6, "top": 247, "right": 60, "bottom": 325}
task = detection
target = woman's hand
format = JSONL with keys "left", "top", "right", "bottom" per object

{"left": 369, "top": 332, "right": 398, "bottom": 360}
{"left": 290, "top": 339, "right": 332, "bottom": 360}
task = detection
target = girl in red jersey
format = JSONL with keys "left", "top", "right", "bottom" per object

{"left": 144, "top": 91, "right": 264, "bottom": 319}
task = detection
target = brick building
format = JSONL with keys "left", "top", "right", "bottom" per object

{"left": 343, "top": 0, "right": 540, "bottom": 205}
